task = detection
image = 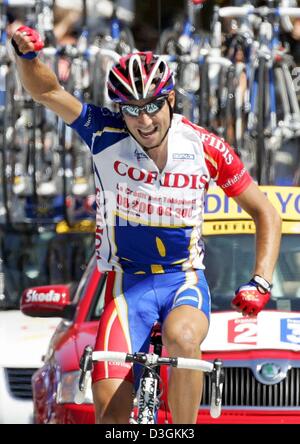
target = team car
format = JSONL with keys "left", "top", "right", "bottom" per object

{"left": 21, "top": 186, "right": 300, "bottom": 424}
{"left": 0, "top": 224, "right": 93, "bottom": 424}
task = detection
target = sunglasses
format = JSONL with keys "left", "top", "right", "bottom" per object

{"left": 120, "top": 96, "right": 168, "bottom": 118}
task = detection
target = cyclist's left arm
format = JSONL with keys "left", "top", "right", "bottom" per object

{"left": 202, "top": 129, "right": 281, "bottom": 283}
{"left": 233, "top": 182, "right": 282, "bottom": 283}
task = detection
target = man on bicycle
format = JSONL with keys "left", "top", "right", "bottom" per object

{"left": 11, "top": 27, "right": 281, "bottom": 424}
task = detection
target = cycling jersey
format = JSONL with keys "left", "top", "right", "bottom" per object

{"left": 70, "top": 104, "right": 252, "bottom": 275}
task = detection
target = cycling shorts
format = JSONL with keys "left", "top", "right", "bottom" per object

{"left": 92, "top": 269, "right": 211, "bottom": 387}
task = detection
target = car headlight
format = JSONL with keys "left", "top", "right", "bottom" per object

{"left": 57, "top": 371, "right": 93, "bottom": 404}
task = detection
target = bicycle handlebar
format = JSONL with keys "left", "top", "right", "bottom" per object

{"left": 279, "top": 7, "right": 300, "bottom": 17}
{"left": 3, "top": 0, "right": 36, "bottom": 6}
{"left": 92, "top": 351, "right": 128, "bottom": 363}
{"left": 41, "top": 45, "right": 120, "bottom": 63}
{"left": 218, "top": 6, "right": 252, "bottom": 18}
{"left": 77, "top": 346, "right": 223, "bottom": 418}
{"left": 176, "top": 357, "right": 214, "bottom": 372}
{"left": 218, "top": 5, "right": 300, "bottom": 18}
{"left": 161, "top": 53, "right": 232, "bottom": 68}
{"left": 91, "top": 350, "right": 214, "bottom": 372}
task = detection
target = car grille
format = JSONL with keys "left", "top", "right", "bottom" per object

{"left": 202, "top": 367, "right": 300, "bottom": 407}
{"left": 5, "top": 368, "right": 36, "bottom": 400}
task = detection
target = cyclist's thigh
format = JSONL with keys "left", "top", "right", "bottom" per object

{"left": 160, "top": 269, "right": 211, "bottom": 323}
{"left": 92, "top": 271, "right": 159, "bottom": 385}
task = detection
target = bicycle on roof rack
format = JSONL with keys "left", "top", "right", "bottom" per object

{"left": 216, "top": 2, "right": 300, "bottom": 185}
{"left": 77, "top": 325, "right": 224, "bottom": 424}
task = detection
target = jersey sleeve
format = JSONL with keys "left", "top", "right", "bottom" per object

{"left": 68, "top": 103, "right": 125, "bottom": 151}
{"left": 202, "top": 130, "right": 253, "bottom": 197}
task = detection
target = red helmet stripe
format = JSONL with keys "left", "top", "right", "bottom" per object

{"left": 111, "top": 66, "right": 135, "bottom": 97}
{"left": 119, "top": 54, "right": 131, "bottom": 70}
{"left": 112, "top": 66, "right": 131, "bottom": 88}
{"left": 153, "top": 67, "right": 172, "bottom": 96}
{"left": 144, "top": 57, "right": 166, "bottom": 97}
{"left": 107, "top": 80, "right": 129, "bottom": 102}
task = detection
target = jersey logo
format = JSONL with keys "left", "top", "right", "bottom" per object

{"left": 173, "top": 153, "right": 195, "bottom": 160}
{"left": 114, "top": 161, "right": 209, "bottom": 190}
{"left": 134, "top": 149, "right": 148, "bottom": 160}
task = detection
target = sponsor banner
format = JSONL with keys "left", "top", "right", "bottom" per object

{"left": 280, "top": 318, "right": 300, "bottom": 344}
{"left": 202, "top": 311, "right": 300, "bottom": 351}
{"left": 204, "top": 186, "right": 300, "bottom": 221}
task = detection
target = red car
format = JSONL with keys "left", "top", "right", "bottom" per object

{"left": 21, "top": 186, "right": 300, "bottom": 424}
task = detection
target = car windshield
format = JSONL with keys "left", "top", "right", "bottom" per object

{"left": 203, "top": 234, "right": 300, "bottom": 312}
{"left": 90, "top": 233, "right": 300, "bottom": 320}
{"left": 0, "top": 229, "right": 94, "bottom": 310}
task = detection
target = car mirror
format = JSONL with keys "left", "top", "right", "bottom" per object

{"left": 20, "top": 284, "right": 73, "bottom": 318}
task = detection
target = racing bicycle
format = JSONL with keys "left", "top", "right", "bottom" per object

{"left": 77, "top": 325, "right": 224, "bottom": 424}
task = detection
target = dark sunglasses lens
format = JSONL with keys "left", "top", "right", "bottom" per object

{"left": 121, "top": 105, "right": 140, "bottom": 117}
{"left": 121, "top": 97, "right": 167, "bottom": 117}
{"left": 145, "top": 99, "right": 164, "bottom": 114}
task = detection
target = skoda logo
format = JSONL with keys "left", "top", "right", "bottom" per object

{"left": 253, "top": 360, "right": 288, "bottom": 385}
{"left": 259, "top": 363, "right": 281, "bottom": 381}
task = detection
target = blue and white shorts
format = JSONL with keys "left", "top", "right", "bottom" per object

{"left": 93, "top": 269, "right": 211, "bottom": 386}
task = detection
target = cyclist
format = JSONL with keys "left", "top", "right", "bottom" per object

{"left": 11, "top": 28, "right": 281, "bottom": 424}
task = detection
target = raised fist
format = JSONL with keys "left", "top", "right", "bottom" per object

{"left": 11, "top": 26, "right": 44, "bottom": 60}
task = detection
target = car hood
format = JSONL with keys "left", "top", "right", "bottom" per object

{"left": 202, "top": 310, "right": 300, "bottom": 351}
{"left": 0, "top": 310, "right": 61, "bottom": 367}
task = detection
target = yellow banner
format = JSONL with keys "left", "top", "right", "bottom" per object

{"left": 203, "top": 220, "right": 300, "bottom": 235}
{"left": 204, "top": 186, "right": 300, "bottom": 221}
{"left": 56, "top": 220, "right": 96, "bottom": 234}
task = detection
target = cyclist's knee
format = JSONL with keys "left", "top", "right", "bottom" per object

{"left": 163, "top": 323, "right": 201, "bottom": 356}
{"left": 162, "top": 308, "right": 208, "bottom": 356}
{"left": 162, "top": 306, "right": 208, "bottom": 357}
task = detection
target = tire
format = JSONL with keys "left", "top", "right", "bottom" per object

{"left": 1, "top": 68, "right": 12, "bottom": 224}
{"left": 256, "top": 57, "right": 269, "bottom": 184}
{"left": 234, "top": 63, "right": 248, "bottom": 155}
{"left": 216, "top": 65, "right": 229, "bottom": 138}
{"left": 217, "top": 63, "right": 247, "bottom": 155}
{"left": 91, "top": 53, "right": 108, "bottom": 107}
{"left": 224, "top": 66, "right": 237, "bottom": 147}
{"left": 198, "top": 61, "right": 210, "bottom": 128}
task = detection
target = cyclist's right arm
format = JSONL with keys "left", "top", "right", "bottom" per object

{"left": 12, "top": 28, "right": 82, "bottom": 125}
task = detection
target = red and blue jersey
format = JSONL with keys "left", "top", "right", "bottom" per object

{"left": 70, "top": 104, "right": 252, "bottom": 275}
